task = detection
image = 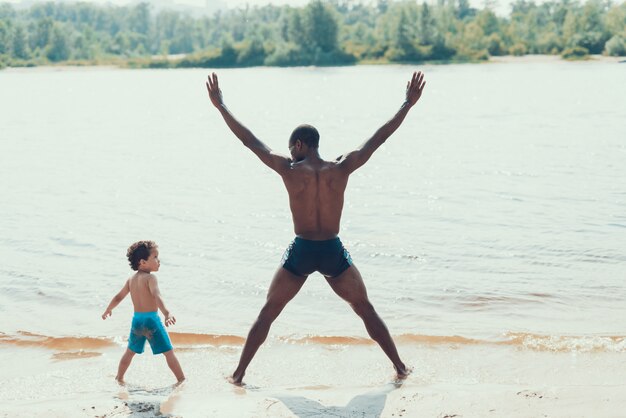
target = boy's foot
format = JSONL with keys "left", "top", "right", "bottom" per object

{"left": 175, "top": 378, "right": 186, "bottom": 386}
{"left": 115, "top": 376, "right": 126, "bottom": 386}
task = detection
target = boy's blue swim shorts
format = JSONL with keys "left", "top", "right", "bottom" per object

{"left": 127, "top": 311, "right": 173, "bottom": 355}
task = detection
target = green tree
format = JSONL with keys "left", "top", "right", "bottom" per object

{"left": 604, "top": 34, "right": 625, "bottom": 55}
{"left": 456, "top": 0, "right": 476, "bottom": 19}
{"left": 46, "top": 24, "right": 70, "bottom": 61}
{"left": 237, "top": 36, "right": 266, "bottom": 66}
{"left": 386, "top": 9, "right": 421, "bottom": 61}
{"left": 0, "top": 20, "right": 10, "bottom": 55}
{"left": 537, "top": 31, "right": 562, "bottom": 53}
{"left": 575, "top": 0, "right": 609, "bottom": 53}
{"left": 12, "top": 24, "right": 30, "bottom": 59}
{"left": 0, "top": 0, "right": 622, "bottom": 69}
{"left": 605, "top": 3, "right": 626, "bottom": 36}
{"left": 128, "top": 3, "right": 151, "bottom": 36}
{"left": 169, "top": 17, "right": 195, "bottom": 54}
{"left": 475, "top": 9, "right": 499, "bottom": 35}
{"left": 486, "top": 32, "right": 506, "bottom": 55}
{"left": 302, "top": 1, "right": 340, "bottom": 53}
{"left": 30, "top": 17, "right": 53, "bottom": 51}
{"left": 418, "top": 2, "right": 436, "bottom": 45}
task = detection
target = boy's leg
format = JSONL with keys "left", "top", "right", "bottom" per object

{"left": 163, "top": 350, "right": 185, "bottom": 382}
{"left": 116, "top": 348, "right": 136, "bottom": 382}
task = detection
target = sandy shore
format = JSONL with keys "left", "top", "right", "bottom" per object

{"left": 1, "top": 339, "right": 625, "bottom": 417}
{"left": 489, "top": 54, "right": 626, "bottom": 64}
{"left": 3, "top": 54, "right": 625, "bottom": 73}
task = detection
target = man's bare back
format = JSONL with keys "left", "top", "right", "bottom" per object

{"left": 282, "top": 158, "right": 348, "bottom": 240}
{"left": 206, "top": 70, "right": 426, "bottom": 385}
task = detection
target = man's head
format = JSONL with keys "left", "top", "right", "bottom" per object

{"left": 289, "top": 124, "right": 319, "bottom": 161}
{"left": 126, "top": 240, "right": 160, "bottom": 272}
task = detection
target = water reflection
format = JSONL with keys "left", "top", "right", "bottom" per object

{"left": 274, "top": 382, "right": 403, "bottom": 418}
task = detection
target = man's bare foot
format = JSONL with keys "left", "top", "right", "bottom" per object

{"left": 115, "top": 376, "right": 126, "bottom": 386}
{"left": 175, "top": 378, "right": 186, "bottom": 387}
{"left": 395, "top": 364, "right": 412, "bottom": 380}
{"left": 227, "top": 372, "right": 244, "bottom": 386}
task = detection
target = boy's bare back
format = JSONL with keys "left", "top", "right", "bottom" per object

{"left": 127, "top": 272, "right": 159, "bottom": 313}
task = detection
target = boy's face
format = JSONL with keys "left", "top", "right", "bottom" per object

{"left": 139, "top": 248, "right": 160, "bottom": 272}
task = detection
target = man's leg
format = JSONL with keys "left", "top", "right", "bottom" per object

{"left": 230, "top": 267, "right": 307, "bottom": 384}
{"left": 326, "top": 265, "right": 410, "bottom": 378}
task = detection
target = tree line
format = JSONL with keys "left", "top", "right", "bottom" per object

{"left": 0, "top": 0, "right": 624, "bottom": 69}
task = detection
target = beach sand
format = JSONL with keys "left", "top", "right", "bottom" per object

{"left": 1, "top": 334, "right": 625, "bottom": 417}
{"left": 487, "top": 54, "right": 625, "bottom": 64}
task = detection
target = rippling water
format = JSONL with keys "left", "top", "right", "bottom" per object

{"left": 1, "top": 63, "right": 625, "bottom": 351}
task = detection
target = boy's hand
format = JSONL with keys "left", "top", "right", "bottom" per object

{"left": 102, "top": 309, "right": 112, "bottom": 320}
{"left": 164, "top": 314, "right": 176, "bottom": 327}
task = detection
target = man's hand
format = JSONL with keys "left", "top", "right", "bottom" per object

{"left": 164, "top": 314, "right": 176, "bottom": 327}
{"left": 102, "top": 309, "right": 112, "bottom": 320}
{"left": 206, "top": 72, "right": 224, "bottom": 108}
{"left": 405, "top": 71, "right": 426, "bottom": 107}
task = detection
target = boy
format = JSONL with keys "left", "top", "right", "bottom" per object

{"left": 102, "top": 240, "right": 185, "bottom": 384}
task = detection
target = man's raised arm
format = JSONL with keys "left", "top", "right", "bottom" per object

{"left": 337, "top": 71, "right": 426, "bottom": 174}
{"left": 205, "top": 73, "right": 290, "bottom": 175}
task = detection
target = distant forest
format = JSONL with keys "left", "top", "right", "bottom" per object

{"left": 0, "top": 0, "right": 625, "bottom": 68}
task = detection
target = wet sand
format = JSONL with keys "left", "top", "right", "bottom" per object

{"left": 489, "top": 54, "right": 625, "bottom": 64}
{"left": 1, "top": 338, "right": 625, "bottom": 417}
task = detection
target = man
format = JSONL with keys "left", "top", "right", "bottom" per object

{"left": 206, "top": 71, "right": 426, "bottom": 385}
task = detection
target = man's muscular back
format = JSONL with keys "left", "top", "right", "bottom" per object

{"left": 282, "top": 159, "right": 349, "bottom": 240}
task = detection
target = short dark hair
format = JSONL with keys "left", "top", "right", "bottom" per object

{"left": 126, "top": 240, "right": 157, "bottom": 271}
{"left": 289, "top": 124, "right": 319, "bottom": 149}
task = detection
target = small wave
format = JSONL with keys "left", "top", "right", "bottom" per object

{"left": 0, "top": 331, "right": 245, "bottom": 351}
{"left": 1, "top": 331, "right": 624, "bottom": 353}
{"left": 52, "top": 351, "right": 102, "bottom": 361}
{"left": 281, "top": 333, "right": 626, "bottom": 352}
{"left": 0, "top": 331, "right": 116, "bottom": 350}
{"left": 169, "top": 332, "right": 245, "bottom": 346}
{"left": 607, "top": 223, "right": 626, "bottom": 229}
{"left": 500, "top": 332, "right": 626, "bottom": 353}
{"left": 50, "top": 237, "right": 97, "bottom": 248}
{"left": 280, "top": 333, "right": 626, "bottom": 352}
{"left": 281, "top": 335, "right": 374, "bottom": 345}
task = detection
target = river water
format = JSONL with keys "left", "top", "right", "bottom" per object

{"left": 0, "top": 62, "right": 625, "bottom": 353}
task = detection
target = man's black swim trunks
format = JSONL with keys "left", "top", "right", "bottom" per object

{"left": 281, "top": 237, "right": 353, "bottom": 278}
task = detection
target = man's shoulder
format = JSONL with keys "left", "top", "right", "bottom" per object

{"left": 293, "top": 159, "right": 342, "bottom": 170}
{"left": 283, "top": 159, "right": 345, "bottom": 182}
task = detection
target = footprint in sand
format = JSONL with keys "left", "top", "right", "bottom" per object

{"left": 517, "top": 390, "right": 545, "bottom": 399}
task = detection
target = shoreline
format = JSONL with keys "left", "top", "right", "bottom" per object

{"left": 1, "top": 342, "right": 625, "bottom": 417}
{"left": 2, "top": 54, "right": 624, "bottom": 73}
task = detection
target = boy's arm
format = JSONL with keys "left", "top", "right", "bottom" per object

{"left": 101, "top": 280, "right": 130, "bottom": 320}
{"left": 205, "top": 72, "right": 291, "bottom": 175}
{"left": 147, "top": 274, "right": 176, "bottom": 327}
{"left": 337, "top": 71, "right": 426, "bottom": 174}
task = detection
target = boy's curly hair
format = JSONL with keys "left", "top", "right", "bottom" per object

{"left": 126, "top": 240, "right": 157, "bottom": 271}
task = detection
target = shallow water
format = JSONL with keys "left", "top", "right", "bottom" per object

{"left": 1, "top": 63, "right": 625, "bottom": 352}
